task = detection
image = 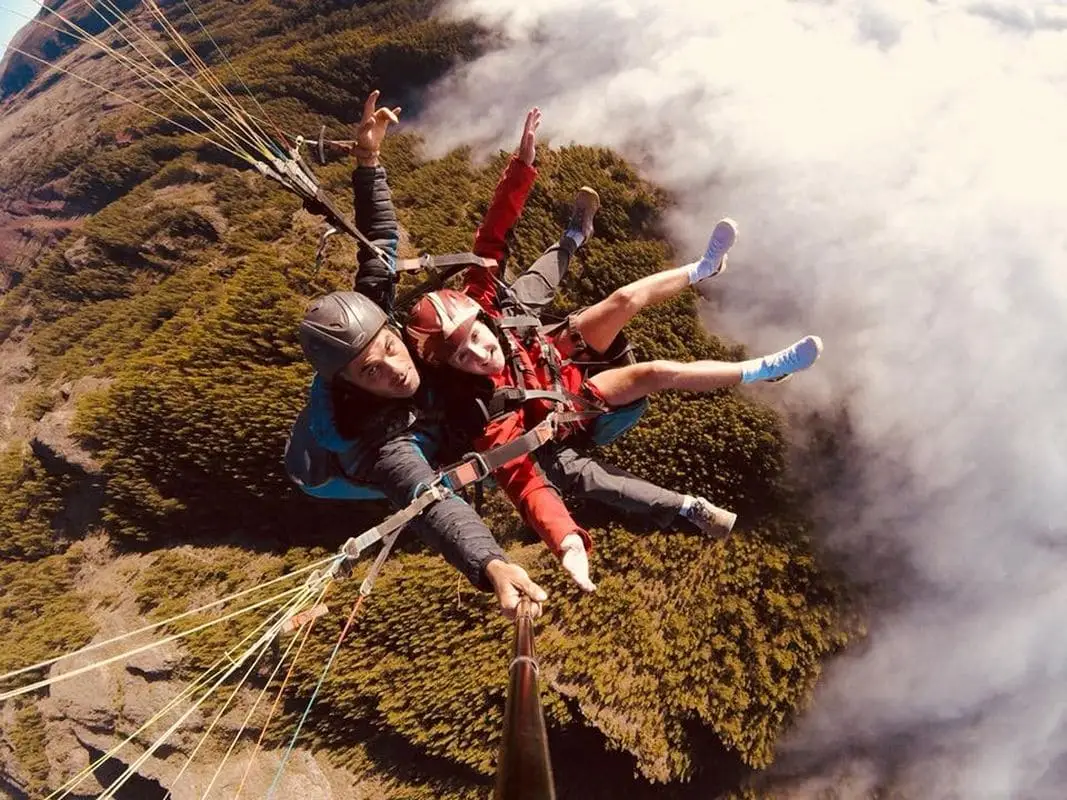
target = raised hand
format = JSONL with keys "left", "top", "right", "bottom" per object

{"left": 517, "top": 107, "right": 542, "bottom": 166}
{"left": 352, "top": 89, "right": 401, "bottom": 165}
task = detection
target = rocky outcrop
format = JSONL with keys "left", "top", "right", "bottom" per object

{"left": 0, "top": 544, "right": 365, "bottom": 798}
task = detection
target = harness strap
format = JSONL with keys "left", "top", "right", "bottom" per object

{"left": 395, "top": 253, "right": 498, "bottom": 273}
{"left": 439, "top": 419, "right": 556, "bottom": 490}
{"left": 396, "top": 253, "right": 499, "bottom": 308}
{"left": 496, "top": 315, "right": 542, "bottom": 331}
{"left": 340, "top": 483, "right": 448, "bottom": 564}
{"left": 483, "top": 387, "right": 572, "bottom": 420}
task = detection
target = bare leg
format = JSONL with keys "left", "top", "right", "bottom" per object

{"left": 572, "top": 265, "right": 692, "bottom": 354}
{"left": 571, "top": 218, "right": 737, "bottom": 354}
{"left": 588, "top": 359, "right": 743, "bottom": 407}
{"left": 589, "top": 335, "right": 824, "bottom": 405}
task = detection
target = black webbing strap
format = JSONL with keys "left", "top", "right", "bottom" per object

{"left": 484, "top": 387, "right": 573, "bottom": 419}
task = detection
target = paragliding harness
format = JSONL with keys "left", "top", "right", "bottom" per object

{"left": 478, "top": 272, "right": 649, "bottom": 448}
{"left": 286, "top": 237, "right": 645, "bottom": 502}
{"left": 283, "top": 251, "right": 567, "bottom": 501}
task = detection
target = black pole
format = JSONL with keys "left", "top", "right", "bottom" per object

{"left": 494, "top": 598, "right": 556, "bottom": 800}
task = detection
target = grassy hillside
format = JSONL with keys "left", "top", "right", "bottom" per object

{"left": 0, "top": 1, "right": 855, "bottom": 796}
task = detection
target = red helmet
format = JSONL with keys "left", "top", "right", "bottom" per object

{"left": 405, "top": 289, "right": 482, "bottom": 365}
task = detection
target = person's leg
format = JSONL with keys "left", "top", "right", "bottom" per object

{"left": 505, "top": 239, "right": 576, "bottom": 315}
{"left": 505, "top": 187, "right": 600, "bottom": 315}
{"left": 589, "top": 360, "right": 743, "bottom": 407}
{"left": 570, "top": 265, "right": 692, "bottom": 354}
{"left": 571, "top": 219, "right": 737, "bottom": 354}
{"left": 588, "top": 336, "right": 824, "bottom": 406}
{"left": 542, "top": 446, "right": 737, "bottom": 537}
{"left": 542, "top": 445, "right": 686, "bottom": 528}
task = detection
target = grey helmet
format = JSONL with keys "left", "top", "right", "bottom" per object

{"left": 299, "top": 291, "right": 388, "bottom": 379}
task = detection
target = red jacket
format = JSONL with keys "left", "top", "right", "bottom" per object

{"left": 463, "top": 156, "right": 592, "bottom": 556}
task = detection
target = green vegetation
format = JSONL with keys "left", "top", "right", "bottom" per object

{"left": 0, "top": 442, "right": 71, "bottom": 560}
{"left": 0, "top": 546, "right": 96, "bottom": 679}
{"left": 14, "top": 388, "right": 57, "bottom": 421}
{"left": 0, "top": 0, "right": 856, "bottom": 796}
{"left": 11, "top": 704, "right": 50, "bottom": 796}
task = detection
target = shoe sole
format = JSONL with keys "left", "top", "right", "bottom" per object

{"left": 576, "top": 186, "right": 600, "bottom": 214}
{"left": 707, "top": 217, "right": 738, "bottom": 254}
{"left": 702, "top": 217, "right": 738, "bottom": 279}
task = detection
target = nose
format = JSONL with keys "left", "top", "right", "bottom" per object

{"left": 385, "top": 355, "right": 408, "bottom": 384}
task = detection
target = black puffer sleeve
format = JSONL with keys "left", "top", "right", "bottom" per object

{"left": 366, "top": 436, "right": 507, "bottom": 592}
{"left": 351, "top": 166, "right": 399, "bottom": 315}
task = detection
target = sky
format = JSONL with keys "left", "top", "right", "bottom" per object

{"left": 0, "top": 0, "right": 40, "bottom": 56}
{"left": 415, "top": 1, "right": 1067, "bottom": 797}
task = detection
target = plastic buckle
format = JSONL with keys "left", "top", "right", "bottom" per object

{"left": 442, "top": 452, "right": 490, "bottom": 490}
{"left": 461, "top": 452, "right": 491, "bottom": 482}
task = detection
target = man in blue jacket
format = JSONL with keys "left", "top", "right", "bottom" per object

{"left": 289, "top": 92, "right": 547, "bottom": 619}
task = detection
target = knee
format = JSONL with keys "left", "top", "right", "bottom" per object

{"left": 608, "top": 285, "right": 643, "bottom": 318}
{"left": 636, "top": 360, "right": 673, "bottom": 392}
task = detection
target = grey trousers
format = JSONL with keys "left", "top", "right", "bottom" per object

{"left": 503, "top": 239, "right": 577, "bottom": 315}
{"left": 537, "top": 444, "right": 685, "bottom": 531}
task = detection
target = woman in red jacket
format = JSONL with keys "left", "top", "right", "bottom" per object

{"left": 406, "top": 110, "right": 820, "bottom": 591}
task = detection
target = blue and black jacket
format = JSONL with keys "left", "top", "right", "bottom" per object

{"left": 286, "top": 165, "right": 506, "bottom": 591}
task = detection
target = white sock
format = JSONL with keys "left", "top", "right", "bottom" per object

{"left": 684, "top": 254, "right": 725, "bottom": 285}
{"left": 740, "top": 357, "right": 769, "bottom": 384}
{"left": 564, "top": 228, "right": 586, "bottom": 249}
{"left": 679, "top": 495, "right": 696, "bottom": 517}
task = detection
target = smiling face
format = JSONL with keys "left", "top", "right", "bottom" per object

{"left": 340, "top": 326, "right": 420, "bottom": 398}
{"left": 448, "top": 319, "right": 506, "bottom": 376}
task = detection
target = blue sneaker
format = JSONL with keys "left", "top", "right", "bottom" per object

{"left": 751, "top": 335, "right": 823, "bottom": 383}
{"left": 696, "top": 217, "right": 738, "bottom": 280}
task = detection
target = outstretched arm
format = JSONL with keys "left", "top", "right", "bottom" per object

{"left": 464, "top": 109, "right": 541, "bottom": 312}
{"left": 348, "top": 90, "right": 401, "bottom": 312}
{"left": 366, "top": 436, "right": 547, "bottom": 617}
{"left": 474, "top": 409, "right": 594, "bottom": 559}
